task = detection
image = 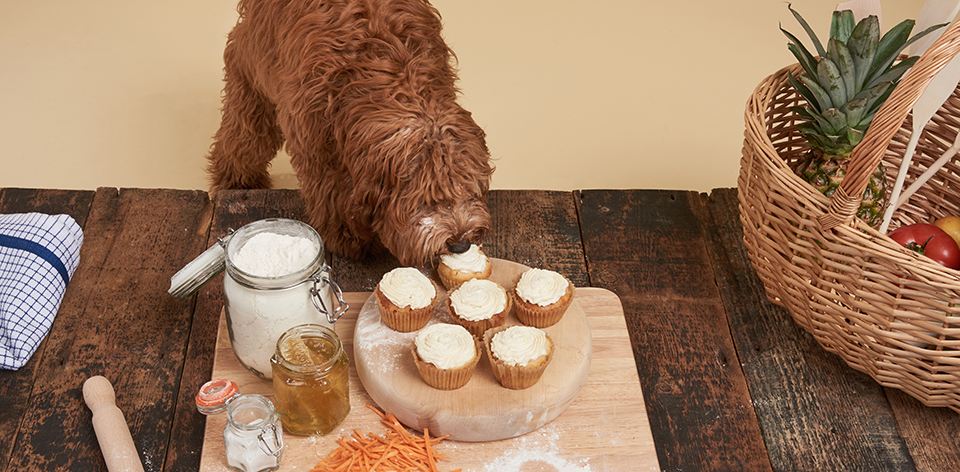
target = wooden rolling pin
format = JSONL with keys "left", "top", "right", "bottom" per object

{"left": 83, "top": 376, "right": 145, "bottom": 472}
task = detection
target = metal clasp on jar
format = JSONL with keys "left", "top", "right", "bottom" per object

{"left": 258, "top": 420, "right": 284, "bottom": 457}
{"left": 309, "top": 264, "right": 349, "bottom": 323}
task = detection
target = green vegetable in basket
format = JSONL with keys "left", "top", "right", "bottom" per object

{"left": 782, "top": 4, "right": 945, "bottom": 228}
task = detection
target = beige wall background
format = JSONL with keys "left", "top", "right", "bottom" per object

{"left": 0, "top": 0, "right": 930, "bottom": 193}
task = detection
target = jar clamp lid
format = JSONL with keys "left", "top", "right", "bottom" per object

{"left": 310, "top": 271, "right": 349, "bottom": 324}
{"left": 195, "top": 378, "right": 240, "bottom": 414}
{"left": 167, "top": 218, "right": 349, "bottom": 323}
{"left": 168, "top": 230, "right": 233, "bottom": 299}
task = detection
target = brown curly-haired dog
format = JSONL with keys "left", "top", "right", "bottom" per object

{"left": 207, "top": 0, "right": 493, "bottom": 266}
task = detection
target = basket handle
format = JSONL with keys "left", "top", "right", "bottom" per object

{"left": 819, "top": 19, "right": 960, "bottom": 230}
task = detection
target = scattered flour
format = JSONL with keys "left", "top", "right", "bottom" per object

{"left": 354, "top": 291, "right": 454, "bottom": 376}
{"left": 481, "top": 454, "right": 593, "bottom": 472}
{"left": 474, "top": 425, "right": 593, "bottom": 472}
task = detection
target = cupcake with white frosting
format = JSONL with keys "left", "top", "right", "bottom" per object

{"left": 375, "top": 267, "right": 438, "bottom": 332}
{"left": 447, "top": 278, "right": 511, "bottom": 337}
{"left": 513, "top": 268, "right": 574, "bottom": 328}
{"left": 411, "top": 323, "right": 482, "bottom": 390}
{"left": 437, "top": 244, "right": 492, "bottom": 290}
{"left": 483, "top": 325, "right": 555, "bottom": 390}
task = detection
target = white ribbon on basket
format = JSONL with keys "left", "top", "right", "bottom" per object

{"left": 878, "top": 0, "right": 960, "bottom": 233}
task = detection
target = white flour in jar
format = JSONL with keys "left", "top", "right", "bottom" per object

{"left": 225, "top": 231, "right": 333, "bottom": 378}
{"left": 232, "top": 232, "right": 318, "bottom": 277}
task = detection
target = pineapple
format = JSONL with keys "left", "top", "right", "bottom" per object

{"left": 783, "top": 5, "right": 944, "bottom": 227}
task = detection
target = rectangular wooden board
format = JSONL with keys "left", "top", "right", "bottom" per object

{"left": 199, "top": 288, "right": 659, "bottom": 472}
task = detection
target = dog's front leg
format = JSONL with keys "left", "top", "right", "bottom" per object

{"left": 207, "top": 48, "right": 284, "bottom": 192}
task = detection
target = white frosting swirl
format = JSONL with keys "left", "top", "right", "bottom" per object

{"left": 516, "top": 268, "right": 569, "bottom": 306}
{"left": 379, "top": 267, "right": 436, "bottom": 309}
{"left": 491, "top": 326, "right": 550, "bottom": 367}
{"left": 450, "top": 279, "right": 506, "bottom": 321}
{"left": 415, "top": 323, "right": 476, "bottom": 369}
{"left": 440, "top": 244, "right": 488, "bottom": 272}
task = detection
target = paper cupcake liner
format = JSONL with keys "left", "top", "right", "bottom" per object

{"left": 513, "top": 283, "right": 574, "bottom": 328}
{"left": 438, "top": 261, "right": 492, "bottom": 290}
{"left": 483, "top": 326, "right": 555, "bottom": 390}
{"left": 375, "top": 284, "right": 437, "bottom": 333}
{"left": 411, "top": 339, "right": 482, "bottom": 390}
{"left": 447, "top": 285, "right": 512, "bottom": 338}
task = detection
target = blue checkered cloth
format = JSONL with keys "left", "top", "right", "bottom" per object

{"left": 0, "top": 213, "right": 82, "bottom": 370}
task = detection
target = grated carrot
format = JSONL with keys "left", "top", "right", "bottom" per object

{"left": 310, "top": 404, "right": 461, "bottom": 472}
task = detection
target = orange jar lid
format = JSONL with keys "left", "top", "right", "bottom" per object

{"left": 195, "top": 379, "right": 239, "bottom": 413}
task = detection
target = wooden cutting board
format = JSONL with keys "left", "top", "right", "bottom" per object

{"left": 354, "top": 258, "right": 591, "bottom": 442}
{"left": 199, "top": 288, "right": 660, "bottom": 471}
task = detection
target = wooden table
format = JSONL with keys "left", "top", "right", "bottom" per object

{"left": 3, "top": 187, "right": 960, "bottom": 471}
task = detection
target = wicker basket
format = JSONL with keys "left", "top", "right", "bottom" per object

{"left": 738, "top": 20, "right": 960, "bottom": 412}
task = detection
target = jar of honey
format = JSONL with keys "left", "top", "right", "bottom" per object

{"left": 270, "top": 324, "right": 350, "bottom": 435}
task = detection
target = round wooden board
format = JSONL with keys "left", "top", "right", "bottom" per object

{"left": 353, "top": 258, "right": 592, "bottom": 442}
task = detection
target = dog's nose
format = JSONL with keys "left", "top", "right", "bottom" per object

{"left": 448, "top": 240, "right": 471, "bottom": 254}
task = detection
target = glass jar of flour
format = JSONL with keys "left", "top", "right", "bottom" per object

{"left": 169, "top": 218, "right": 349, "bottom": 379}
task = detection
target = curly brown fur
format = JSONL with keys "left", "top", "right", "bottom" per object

{"left": 207, "top": 0, "right": 493, "bottom": 266}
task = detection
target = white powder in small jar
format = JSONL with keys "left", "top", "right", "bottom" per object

{"left": 224, "top": 229, "right": 334, "bottom": 378}
{"left": 223, "top": 400, "right": 282, "bottom": 472}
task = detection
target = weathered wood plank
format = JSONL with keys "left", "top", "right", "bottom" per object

{"left": 0, "top": 188, "right": 95, "bottom": 226}
{"left": 885, "top": 389, "right": 960, "bottom": 472}
{"left": 165, "top": 188, "right": 301, "bottom": 472}
{"left": 703, "top": 188, "right": 917, "bottom": 471}
{"left": 485, "top": 190, "right": 588, "bottom": 286}
{"left": 0, "top": 188, "right": 95, "bottom": 472}
{"left": 577, "top": 189, "right": 771, "bottom": 471}
{"left": 6, "top": 188, "right": 211, "bottom": 472}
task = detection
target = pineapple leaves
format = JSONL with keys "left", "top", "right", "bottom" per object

{"left": 820, "top": 108, "right": 848, "bottom": 135}
{"left": 840, "top": 97, "right": 868, "bottom": 127}
{"left": 787, "top": 71, "right": 823, "bottom": 112}
{"left": 853, "top": 80, "right": 891, "bottom": 104}
{"left": 800, "top": 74, "right": 835, "bottom": 111}
{"left": 863, "top": 20, "right": 947, "bottom": 90}
{"left": 867, "top": 57, "right": 919, "bottom": 90}
{"left": 782, "top": 5, "right": 948, "bottom": 158}
{"left": 830, "top": 9, "right": 856, "bottom": 44}
{"left": 847, "top": 15, "right": 880, "bottom": 93}
{"left": 791, "top": 106, "right": 815, "bottom": 122}
{"left": 817, "top": 57, "right": 847, "bottom": 106}
{"left": 791, "top": 103, "right": 856, "bottom": 149}
{"left": 788, "top": 3, "right": 827, "bottom": 59}
{"left": 828, "top": 38, "right": 856, "bottom": 100}
{"left": 796, "top": 123, "right": 836, "bottom": 150}
{"left": 784, "top": 30, "right": 819, "bottom": 79}
{"left": 846, "top": 127, "right": 864, "bottom": 147}
{"left": 864, "top": 18, "right": 916, "bottom": 84}
{"left": 850, "top": 80, "right": 894, "bottom": 116}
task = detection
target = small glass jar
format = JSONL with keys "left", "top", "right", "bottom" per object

{"left": 169, "top": 218, "right": 349, "bottom": 379}
{"left": 270, "top": 324, "right": 351, "bottom": 435}
{"left": 196, "top": 379, "right": 283, "bottom": 472}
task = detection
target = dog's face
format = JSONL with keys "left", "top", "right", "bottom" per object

{"left": 348, "top": 102, "right": 493, "bottom": 267}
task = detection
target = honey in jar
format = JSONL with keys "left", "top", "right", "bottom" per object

{"left": 270, "top": 324, "right": 350, "bottom": 435}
